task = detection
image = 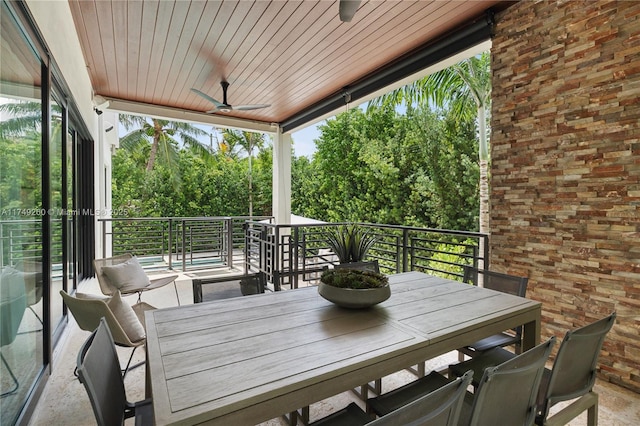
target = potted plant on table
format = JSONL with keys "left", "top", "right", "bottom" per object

{"left": 320, "top": 225, "right": 389, "bottom": 308}
{"left": 318, "top": 268, "right": 390, "bottom": 308}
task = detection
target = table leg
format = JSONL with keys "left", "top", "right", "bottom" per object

{"left": 145, "top": 345, "right": 151, "bottom": 399}
{"left": 521, "top": 311, "right": 541, "bottom": 351}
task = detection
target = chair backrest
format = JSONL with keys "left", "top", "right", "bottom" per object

{"left": 468, "top": 337, "right": 555, "bottom": 426}
{"left": 0, "top": 270, "right": 27, "bottom": 346}
{"left": 464, "top": 268, "right": 528, "bottom": 339}
{"left": 538, "top": 312, "right": 616, "bottom": 419}
{"left": 464, "top": 267, "right": 528, "bottom": 297}
{"left": 370, "top": 371, "right": 474, "bottom": 426}
{"left": 76, "top": 318, "right": 128, "bottom": 426}
{"left": 60, "top": 290, "right": 137, "bottom": 347}
{"left": 193, "top": 273, "right": 265, "bottom": 303}
{"left": 334, "top": 259, "right": 380, "bottom": 273}
{"left": 14, "top": 260, "right": 43, "bottom": 306}
{"left": 93, "top": 253, "right": 133, "bottom": 295}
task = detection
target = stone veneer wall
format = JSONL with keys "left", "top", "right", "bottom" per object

{"left": 491, "top": 0, "right": 640, "bottom": 392}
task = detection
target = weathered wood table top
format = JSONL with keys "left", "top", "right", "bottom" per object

{"left": 145, "top": 271, "right": 541, "bottom": 425}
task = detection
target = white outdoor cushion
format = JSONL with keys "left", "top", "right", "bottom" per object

{"left": 107, "top": 290, "right": 146, "bottom": 342}
{"left": 101, "top": 256, "right": 150, "bottom": 293}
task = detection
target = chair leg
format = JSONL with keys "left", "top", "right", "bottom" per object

{"left": 1, "top": 352, "right": 19, "bottom": 397}
{"left": 544, "top": 392, "right": 598, "bottom": 426}
{"left": 587, "top": 396, "right": 598, "bottom": 426}
{"left": 173, "top": 281, "right": 181, "bottom": 306}
{"left": 17, "top": 307, "right": 44, "bottom": 335}
{"left": 122, "top": 346, "right": 144, "bottom": 379}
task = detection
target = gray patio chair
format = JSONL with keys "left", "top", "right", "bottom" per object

{"left": 535, "top": 312, "right": 616, "bottom": 426}
{"left": 192, "top": 272, "right": 264, "bottom": 303}
{"left": 449, "top": 310, "right": 616, "bottom": 417}
{"left": 309, "top": 371, "right": 473, "bottom": 426}
{"left": 458, "top": 267, "right": 529, "bottom": 360}
{"left": 94, "top": 253, "right": 180, "bottom": 304}
{"left": 61, "top": 290, "right": 153, "bottom": 378}
{"left": 369, "top": 338, "right": 555, "bottom": 426}
{"left": 14, "top": 260, "right": 44, "bottom": 328}
{"left": 1, "top": 269, "right": 27, "bottom": 397}
{"left": 76, "top": 318, "right": 153, "bottom": 426}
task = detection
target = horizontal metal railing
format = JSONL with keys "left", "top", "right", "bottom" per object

{"left": 0, "top": 216, "right": 487, "bottom": 281}
{"left": 98, "top": 216, "right": 273, "bottom": 272}
{"left": 0, "top": 219, "right": 63, "bottom": 269}
{"left": 243, "top": 221, "right": 488, "bottom": 291}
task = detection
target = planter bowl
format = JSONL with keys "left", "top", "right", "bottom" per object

{"left": 318, "top": 281, "right": 390, "bottom": 309}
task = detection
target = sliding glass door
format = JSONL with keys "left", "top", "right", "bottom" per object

{"left": 0, "top": 3, "right": 45, "bottom": 423}
{"left": 0, "top": 2, "right": 90, "bottom": 424}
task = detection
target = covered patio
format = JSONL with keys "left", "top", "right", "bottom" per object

{"left": 1, "top": 0, "right": 639, "bottom": 424}
{"left": 28, "top": 271, "right": 640, "bottom": 425}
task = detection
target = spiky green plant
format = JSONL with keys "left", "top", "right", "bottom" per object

{"left": 324, "top": 224, "right": 376, "bottom": 263}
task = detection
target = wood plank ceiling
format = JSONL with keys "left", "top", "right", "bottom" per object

{"left": 68, "top": 0, "right": 503, "bottom": 130}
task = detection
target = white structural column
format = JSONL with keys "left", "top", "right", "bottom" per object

{"left": 272, "top": 128, "right": 292, "bottom": 225}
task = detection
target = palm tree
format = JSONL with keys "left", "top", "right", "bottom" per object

{"left": 220, "top": 129, "right": 267, "bottom": 217}
{"left": 370, "top": 52, "right": 491, "bottom": 241}
{"left": 119, "top": 115, "right": 211, "bottom": 172}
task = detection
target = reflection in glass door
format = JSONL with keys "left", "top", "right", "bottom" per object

{"left": 0, "top": 2, "right": 45, "bottom": 423}
{"left": 49, "top": 96, "right": 64, "bottom": 337}
{"left": 65, "top": 129, "right": 76, "bottom": 302}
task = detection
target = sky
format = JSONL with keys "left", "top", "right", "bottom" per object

{"left": 292, "top": 123, "right": 323, "bottom": 158}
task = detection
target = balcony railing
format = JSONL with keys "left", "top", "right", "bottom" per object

{"left": 98, "top": 216, "right": 273, "bottom": 272}
{"left": 0, "top": 219, "right": 60, "bottom": 268}
{"left": 243, "top": 221, "right": 488, "bottom": 290}
{"left": 95, "top": 217, "right": 489, "bottom": 288}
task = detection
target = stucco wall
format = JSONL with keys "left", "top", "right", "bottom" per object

{"left": 491, "top": 0, "right": 640, "bottom": 392}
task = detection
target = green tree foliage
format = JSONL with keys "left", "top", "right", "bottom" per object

{"left": 370, "top": 52, "right": 491, "bottom": 235}
{"left": 220, "top": 129, "right": 268, "bottom": 217}
{"left": 112, "top": 103, "right": 479, "bottom": 232}
{"left": 112, "top": 136, "right": 273, "bottom": 218}
{"left": 291, "top": 104, "right": 478, "bottom": 230}
{"left": 119, "top": 115, "right": 211, "bottom": 180}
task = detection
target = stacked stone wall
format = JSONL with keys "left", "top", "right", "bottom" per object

{"left": 491, "top": 0, "right": 640, "bottom": 392}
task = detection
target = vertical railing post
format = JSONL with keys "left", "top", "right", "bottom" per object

{"left": 243, "top": 221, "right": 249, "bottom": 274}
{"left": 482, "top": 234, "right": 489, "bottom": 271}
{"left": 101, "top": 219, "right": 106, "bottom": 259}
{"left": 181, "top": 219, "right": 186, "bottom": 272}
{"left": 402, "top": 228, "right": 409, "bottom": 273}
{"left": 160, "top": 219, "right": 165, "bottom": 259}
{"left": 274, "top": 226, "right": 280, "bottom": 291}
{"left": 226, "top": 217, "right": 234, "bottom": 269}
{"left": 167, "top": 218, "right": 173, "bottom": 270}
{"left": 189, "top": 222, "right": 193, "bottom": 265}
{"left": 292, "top": 227, "right": 299, "bottom": 289}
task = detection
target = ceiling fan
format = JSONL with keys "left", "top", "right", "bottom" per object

{"left": 191, "top": 81, "right": 270, "bottom": 113}
{"left": 339, "top": 0, "right": 362, "bottom": 22}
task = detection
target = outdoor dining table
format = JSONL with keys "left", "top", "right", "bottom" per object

{"left": 145, "top": 271, "right": 541, "bottom": 425}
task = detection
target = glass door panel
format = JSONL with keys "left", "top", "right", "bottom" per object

{"left": 0, "top": 2, "right": 45, "bottom": 423}
{"left": 49, "top": 96, "right": 64, "bottom": 336}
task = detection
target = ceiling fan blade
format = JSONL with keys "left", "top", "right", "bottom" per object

{"left": 233, "top": 104, "right": 271, "bottom": 111}
{"left": 191, "top": 88, "right": 225, "bottom": 109}
{"left": 339, "top": 0, "right": 361, "bottom": 22}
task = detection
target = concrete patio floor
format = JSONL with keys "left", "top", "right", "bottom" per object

{"left": 28, "top": 270, "right": 640, "bottom": 425}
